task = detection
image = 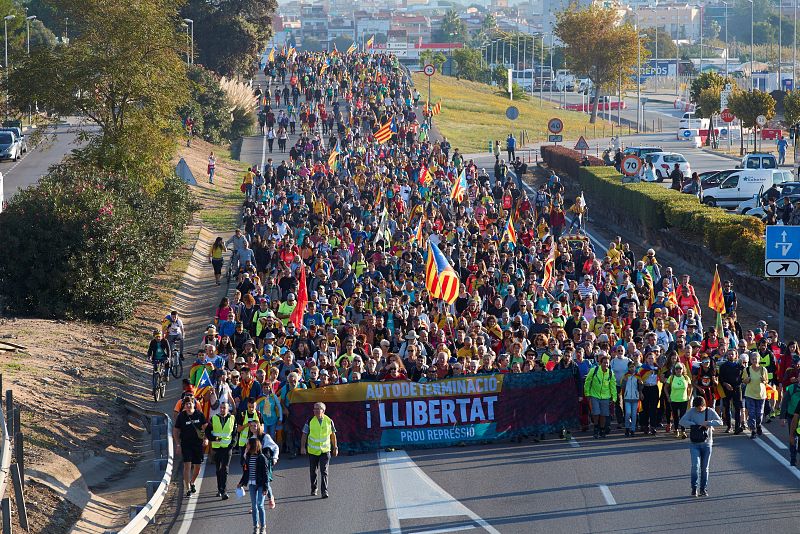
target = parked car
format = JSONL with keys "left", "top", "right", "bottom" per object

{"left": 747, "top": 193, "right": 800, "bottom": 219}
{"left": 698, "top": 169, "right": 739, "bottom": 190}
{"left": 738, "top": 152, "right": 778, "bottom": 170}
{"left": 645, "top": 152, "right": 692, "bottom": 182}
{"left": 624, "top": 146, "right": 663, "bottom": 159}
{"left": 735, "top": 179, "right": 800, "bottom": 214}
{"left": 702, "top": 169, "right": 793, "bottom": 208}
{"left": 0, "top": 131, "right": 21, "bottom": 161}
{"left": 0, "top": 127, "right": 26, "bottom": 153}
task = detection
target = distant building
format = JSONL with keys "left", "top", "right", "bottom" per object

{"left": 627, "top": 3, "right": 701, "bottom": 43}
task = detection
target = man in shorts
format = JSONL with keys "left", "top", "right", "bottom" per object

{"left": 173, "top": 397, "right": 208, "bottom": 497}
{"left": 583, "top": 354, "right": 617, "bottom": 438}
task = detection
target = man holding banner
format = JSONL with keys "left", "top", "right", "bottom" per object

{"left": 300, "top": 402, "right": 338, "bottom": 498}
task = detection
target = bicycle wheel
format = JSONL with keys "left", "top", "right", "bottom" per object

{"left": 152, "top": 369, "right": 160, "bottom": 393}
{"left": 171, "top": 352, "right": 183, "bottom": 379}
{"left": 153, "top": 379, "right": 162, "bottom": 402}
{"left": 159, "top": 375, "right": 167, "bottom": 399}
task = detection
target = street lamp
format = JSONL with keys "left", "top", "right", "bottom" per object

{"left": 748, "top": 0, "right": 754, "bottom": 90}
{"left": 722, "top": 1, "right": 729, "bottom": 78}
{"left": 795, "top": 0, "right": 797, "bottom": 90}
{"left": 4, "top": 14, "right": 14, "bottom": 120}
{"left": 635, "top": 5, "right": 642, "bottom": 132}
{"left": 25, "top": 15, "right": 35, "bottom": 55}
{"left": 182, "top": 18, "right": 194, "bottom": 65}
{"left": 697, "top": 5, "right": 703, "bottom": 75}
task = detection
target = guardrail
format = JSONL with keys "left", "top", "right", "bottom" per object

{"left": 116, "top": 402, "right": 173, "bottom": 534}
{"left": 0, "top": 402, "right": 10, "bottom": 503}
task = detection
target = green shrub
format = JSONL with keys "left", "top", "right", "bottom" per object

{"left": 541, "top": 145, "right": 605, "bottom": 179}
{"left": 179, "top": 65, "right": 235, "bottom": 145}
{"left": 543, "top": 149, "right": 766, "bottom": 277}
{"left": 0, "top": 162, "right": 195, "bottom": 322}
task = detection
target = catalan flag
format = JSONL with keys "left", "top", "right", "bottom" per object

{"left": 346, "top": 42, "right": 357, "bottom": 55}
{"left": 288, "top": 46, "right": 296, "bottom": 58}
{"left": 708, "top": 265, "right": 726, "bottom": 315}
{"left": 425, "top": 240, "right": 460, "bottom": 304}
{"left": 328, "top": 147, "right": 339, "bottom": 171}
{"left": 541, "top": 244, "right": 557, "bottom": 289}
{"left": 268, "top": 47, "right": 275, "bottom": 63}
{"left": 450, "top": 169, "right": 467, "bottom": 202}
{"left": 374, "top": 120, "right": 393, "bottom": 144}
{"left": 320, "top": 61, "right": 329, "bottom": 75}
{"left": 504, "top": 212, "right": 517, "bottom": 245}
{"left": 410, "top": 216, "right": 424, "bottom": 245}
{"left": 432, "top": 101, "right": 442, "bottom": 116}
{"left": 366, "top": 35, "right": 375, "bottom": 49}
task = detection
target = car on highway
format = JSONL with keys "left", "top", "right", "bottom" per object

{"left": 735, "top": 180, "right": 800, "bottom": 214}
{"left": 624, "top": 146, "right": 663, "bottom": 159}
{"left": 746, "top": 194, "right": 800, "bottom": 219}
{"left": 739, "top": 152, "right": 778, "bottom": 169}
{"left": 0, "top": 127, "right": 27, "bottom": 153}
{"left": 578, "top": 78, "right": 593, "bottom": 94}
{"left": 644, "top": 152, "right": 692, "bottom": 182}
{"left": 0, "top": 131, "right": 21, "bottom": 161}
{"left": 702, "top": 169, "right": 794, "bottom": 208}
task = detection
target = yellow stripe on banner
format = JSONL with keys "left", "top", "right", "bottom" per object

{"left": 288, "top": 375, "right": 505, "bottom": 404}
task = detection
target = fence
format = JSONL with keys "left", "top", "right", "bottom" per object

{"left": 0, "top": 379, "right": 30, "bottom": 533}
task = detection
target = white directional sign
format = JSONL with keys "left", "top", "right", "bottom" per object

{"left": 765, "top": 226, "right": 800, "bottom": 277}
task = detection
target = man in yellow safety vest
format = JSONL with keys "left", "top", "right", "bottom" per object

{"left": 300, "top": 402, "right": 338, "bottom": 498}
{"left": 237, "top": 397, "right": 261, "bottom": 466}
{"left": 205, "top": 401, "right": 235, "bottom": 500}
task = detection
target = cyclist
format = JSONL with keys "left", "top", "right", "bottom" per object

{"left": 147, "top": 329, "right": 171, "bottom": 371}
{"left": 163, "top": 310, "right": 185, "bottom": 360}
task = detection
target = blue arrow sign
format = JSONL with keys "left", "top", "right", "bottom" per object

{"left": 766, "top": 226, "right": 800, "bottom": 260}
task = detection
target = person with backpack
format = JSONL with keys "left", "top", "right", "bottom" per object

{"left": 300, "top": 402, "right": 338, "bottom": 498}
{"left": 719, "top": 350, "right": 745, "bottom": 434}
{"left": 678, "top": 396, "right": 723, "bottom": 497}
{"left": 781, "top": 376, "right": 800, "bottom": 465}
{"left": 583, "top": 354, "right": 617, "bottom": 439}
{"left": 743, "top": 352, "right": 769, "bottom": 439}
{"left": 619, "top": 360, "right": 643, "bottom": 437}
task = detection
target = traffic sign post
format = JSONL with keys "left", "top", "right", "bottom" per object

{"left": 765, "top": 225, "right": 800, "bottom": 340}
{"left": 548, "top": 134, "right": 563, "bottom": 143}
{"left": 620, "top": 154, "right": 642, "bottom": 177}
{"left": 506, "top": 106, "right": 519, "bottom": 121}
{"left": 574, "top": 136, "right": 590, "bottom": 152}
{"left": 423, "top": 64, "right": 435, "bottom": 128}
{"left": 547, "top": 117, "right": 563, "bottom": 135}
{"left": 720, "top": 109, "right": 734, "bottom": 123}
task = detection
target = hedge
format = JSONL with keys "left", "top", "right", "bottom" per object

{"left": 542, "top": 146, "right": 766, "bottom": 276}
{"left": 0, "top": 162, "right": 195, "bottom": 322}
{"left": 540, "top": 145, "right": 604, "bottom": 178}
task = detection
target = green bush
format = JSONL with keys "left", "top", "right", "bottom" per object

{"left": 179, "top": 65, "right": 235, "bottom": 145}
{"left": 0, "top": 162, "right": 195, "bottom": 322}
{"left": 540, "top": 145, "right": 605, "bottom": 179}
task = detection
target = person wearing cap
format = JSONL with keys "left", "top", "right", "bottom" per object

{"left": 173, "top": 396, "right": 208, "bottom": 498}
{"left": 163, "top": 310, "right": 185, "bottom": 360}
{"left": 300, "top": 402, "right": 338, "bottom": 499}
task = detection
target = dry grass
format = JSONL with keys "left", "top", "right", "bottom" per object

{"left": 412, "top": 73, "right": 613, "bottom": 152}
{"left": 219, "top": 76, "right": 257, "bottom": 113}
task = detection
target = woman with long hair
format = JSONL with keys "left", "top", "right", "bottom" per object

{"left": 237, "top": 436, "right": 272, "bottom": 534}
{"left": 209, "top": 237, "right": 227, "bottom": 286}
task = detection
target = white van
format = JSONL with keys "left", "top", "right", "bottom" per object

{"left": 702, "top": 169, "right": 795, "bottom": 208}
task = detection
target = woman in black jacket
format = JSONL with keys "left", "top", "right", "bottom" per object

{"left": 238, "top": 437, "right": 271, "bottom": 534}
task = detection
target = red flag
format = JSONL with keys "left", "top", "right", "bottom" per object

{"left": 290, "top": 266, "right": 308, "bottom": 330}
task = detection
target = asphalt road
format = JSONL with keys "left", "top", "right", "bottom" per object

{"left": 1, "top": 122, "right": 86, "bottom": 199}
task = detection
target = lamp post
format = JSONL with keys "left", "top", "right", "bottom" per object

{"left": 795, "top": 0, "right": 797, "bottom": 89}
{"left": 779, "top": 0, "right": 783, "bottom": 89}
{"left": 698, "top": 5, "right": 703, "bottom": 75}
{"left": 635, "top": 6, "right": 642, "bottom": 132}
{"left": 539, "top": 32, "right": 546, "bottom": 108}
{"left": 722, "top": 1, "right": 729, "bottom": 78}
{"left": 748, "top": 0, "right": 754, "bottom": 90}
{"left": 25, "top": 15, "right": 35, "bottom": 55}
{"left": 673, "top": 7, "right": 680, "bottom": 96}
{"left": 4, "top": 14, "right": 14, "bottom": 120}
{"left": 182, "top": 18, "right": 194, "bottom": 65}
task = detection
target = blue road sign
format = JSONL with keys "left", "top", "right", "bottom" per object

{"left": 682, "top": 129, "right": 693, "bottom": 138}
{"left": 766, "top": 226, "right": 800, "bottom": 260}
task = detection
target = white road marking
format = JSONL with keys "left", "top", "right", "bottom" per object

{"left": 752, "top": 438, "right": 800, "bottom": 482}
{"left": 174, "top": 460, "right": 207, "bottom": 534}
{"left": 415, "top": 526, "right": 476, "bottom": 534}
{"left": 598, "top": 484, "right": 616, "bottom": 505}
{"left": 569, "top": 438, "right": 581, "bottom": 448}
{"left": 761, "top": 427, "right": 788, "bottom": 450}
{"left": 378, "top": 450, "right": 501, "bottom": 534}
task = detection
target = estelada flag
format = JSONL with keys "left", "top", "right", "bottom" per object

{"left": 504, "top": 213, "right": 517, "bottom": 245}
{"left": 418, "top": 166, "right": 431, "bottom": 185}
{"left": 346, "top": 42, "right": 357, "bottom": 55}
{"left": 425, "top": 240, "right": 460, "bottom": 304}
{"left": 450, "top": 169, "right": 467, "bottom": 202}
{"left": 708, "top": 265, "right": 726, "bottom": 315}
{"left": 290, "top": 266, "right": 308, "bottom": 330}
{"left": 410, "top": 216, "right": 424, "bottom": 245}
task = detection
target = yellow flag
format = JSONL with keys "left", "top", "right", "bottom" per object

{"left": 268, "top": 47, "right": 275, "bottom": 62}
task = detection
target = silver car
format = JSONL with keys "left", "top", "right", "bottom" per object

{"left": 0, "top": 131, "right": 20, "bottom": 161}
{"left": 0, "top": 127, "right": 26, "bottom": 153}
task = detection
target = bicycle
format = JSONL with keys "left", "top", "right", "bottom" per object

{"left": 152, "top": 360, "right": 168, "bottom": 402}
{"left": 169, "top": 346, "right": 183, "bottom": 379}
{"left": 227, "top": 250, "right": 240, "bottom": 284}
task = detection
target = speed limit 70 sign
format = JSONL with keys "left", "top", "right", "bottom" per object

{"left": 621, "top": 154, "right": 642, "bottom": 177}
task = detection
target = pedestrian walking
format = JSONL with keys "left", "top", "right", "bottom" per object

{"left": 300, "top": 402, "right": 338, "bottom": 498}
{"left": 679, "top": 396, "right": 723, "bottom": 497}
{"left": 173, "top": 397, "right": 208, "bottom": 498}
{"left": 584, "top": 354, "right": 617, "bottom": 438}
{"left": 207, "top": 152, "right": 216, "bottom": 184}
{"left": 743, "top": 353, "right": 769, "bottom": 439}
{"left": 238, "top": 437, "right": 273, "bottom": 534}
{"left": 206, "top": 401, "right": 234, "bottom": 499}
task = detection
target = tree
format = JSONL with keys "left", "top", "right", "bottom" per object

{"left": 436, "top": 9, "right": 468, "bottom": 43}
{"left": 729, "top": 0, "right": 774, "bottom": 45}
{"left": 783, "top": 90, "right": 800, "bottom": 127}
{"left": 481, "top": 13, "right": 497, "bottom": 35}
{"left": 6, "top": 0, "right": 188, "bottom": 187}
{"left": 698, "top": 86, "right": 722, "bottom": 146}
{"left": 642, "top": 28, "right": 677, "bottom": 61}
{"left": 452, "top": 47, "right": 483, "bottom": 81}
{"left": 555, "top": 4, "right": 641, "bottom": 123}
{"left": 181, "top": 0, "right": 278, "bottom": 78}
{"left": 727, "top": 89, "right": 776, "bottom": 151}
{"left": 690, "top": 72, "right": 731, "bottom": 117}
{"left": 420, "top": 50, "right": 447, "bottom": 73}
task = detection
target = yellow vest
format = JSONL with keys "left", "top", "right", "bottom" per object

{"left": 211, "top": 414, "right": 235, "bottom": 448}
{"left": 238, "top": 411, "right": 261, "bottom": 446}
{"left": 307, "top": 415, "right": 333, "bottom": 455}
